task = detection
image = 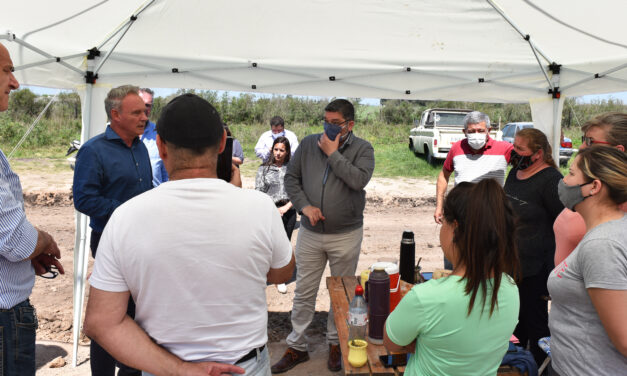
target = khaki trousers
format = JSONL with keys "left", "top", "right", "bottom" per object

{"left": 286, "top": 226, "right": 363, "bottom": 350}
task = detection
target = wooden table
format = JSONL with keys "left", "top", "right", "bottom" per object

{"left": 327, "top": 276, "right": 411, "bottom": 376}
{"left": 326, "top": 276, "right": 526, "bottom": 376}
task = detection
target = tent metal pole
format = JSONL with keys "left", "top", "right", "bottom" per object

{"left": 561, "top": 62, "right": 627, "bottom": 91}
{"left": 96, "top": 0, "right": 156, "bottom": 50}
{"left": 93, "top": 23, "right": 134, "bottom": 74}
{"left": 94, "top": 0, "right": 156, "bottom": 74}
{"left": 7, "top": 34, "right": 84, "bottom": 76}
{"left": 486, "top": 0, "right": 553, "bottom": 64}
{"left": 552, "top": 97, "right": 561, "bottom": 164}
{"left": 71, "top": 211, "right": 89, "bottom": 368}
{"left": 14, "top": 53, "right": 86, "bottom": 71}
{"left": 72, "top": 83, "right": 93, "bottom": 367}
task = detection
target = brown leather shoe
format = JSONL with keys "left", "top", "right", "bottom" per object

{"left": 327, "top": 344, "right": 342, "bottom": 372}
{"left": 271, "top": 347, "right": 310, "bottom": 374}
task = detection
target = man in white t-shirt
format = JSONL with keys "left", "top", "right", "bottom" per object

{"left": 254, "top": 116, "right": 299, "bottom": 162}
{"left": 84, "top": 94, "right": 295, "bottom": 376}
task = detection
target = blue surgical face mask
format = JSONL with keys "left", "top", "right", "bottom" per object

{"left": 272, "top": 131, "right": 285, "bottom": 139}
{"left": 323, "top": 121, "right": 344, "bottom": 141}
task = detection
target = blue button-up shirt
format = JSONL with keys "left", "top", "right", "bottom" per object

{"left": 141, "top": 120, "right": 168, "bottom": 187}
{"left": 0, "top": 149, "right": 38, "bottom": 309}
{"left": 73, "top": 126, "right": 153, "bottom": 233}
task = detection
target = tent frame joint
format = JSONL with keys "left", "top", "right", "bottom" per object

{"left": 85, "top": 71, "right": 98, "bottom": 84}
{"left": 87, "top": 47, "right": 101, "bottom": 60}
{"left": 549, "top": 63, "right": 561, "bottom": 75}
{"left": 549, "top": 87, "right": 561, "bottom": 99}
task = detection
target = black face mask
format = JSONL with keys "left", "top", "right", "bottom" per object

{"left": 510, "top": 150, "right": 534, "bottom": 170}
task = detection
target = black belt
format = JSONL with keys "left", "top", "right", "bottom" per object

{"left": 235, "top": 345, "right": 266, "bottom": 364}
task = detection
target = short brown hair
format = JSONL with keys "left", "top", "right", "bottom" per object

{"left": 581, "top": 112, "right": 627, "bottom": 148}
{"left": 104, "top": 85, "right": 140, "bottom": 121}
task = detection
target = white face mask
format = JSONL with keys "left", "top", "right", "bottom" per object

{"left": 467, "top": 133, "right": 487, "bottom": 150}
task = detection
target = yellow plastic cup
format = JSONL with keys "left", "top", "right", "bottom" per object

{"left": 348, "top": 339, "right": 368, "bottom": 367}
{"left": 360, "top": 269, "right": 370, "bottom": 291}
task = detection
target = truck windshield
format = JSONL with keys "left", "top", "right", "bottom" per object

{"left": 435, "top": 113, "right": 467, "bottom": 127}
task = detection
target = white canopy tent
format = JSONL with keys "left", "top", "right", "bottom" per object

{"left": 2, "top": 0, "right": 626, "bottom": 366}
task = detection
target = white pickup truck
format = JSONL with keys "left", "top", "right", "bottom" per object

{"left": 408, "top": 108, "right": 501, "bottom": 164}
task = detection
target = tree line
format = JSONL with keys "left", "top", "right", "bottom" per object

{"left": 0, "top": 88, "right": 624, "bottom": 154}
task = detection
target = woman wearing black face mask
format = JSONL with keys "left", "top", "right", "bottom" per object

{"left": 503, "top": 128, "right": 564, "bottom": 366}
{"left": 548, "top": 146, "right": 627, "bottom": 376}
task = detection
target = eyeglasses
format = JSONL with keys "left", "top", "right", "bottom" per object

{"left": 324, "top": 119, "right": 349, "bottom": 127}
{"left": 581, "top": 136, "right": 611, "bottom": 146}
{"left": 38, "top": 265, "right": 59, "bottom": 279}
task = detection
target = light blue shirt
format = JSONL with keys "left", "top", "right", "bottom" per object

{"left": 0, "top": 149, "right": 38, "bottom": 309}
{"left": 141, "top": 121, "right": 168, "bottom": 187}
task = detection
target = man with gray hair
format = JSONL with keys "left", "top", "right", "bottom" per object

{"left": 73, "top": 84, "right": 152, "bottom": 376}
{"left": 434, "top": 111, "right": 513, "bottom": 225}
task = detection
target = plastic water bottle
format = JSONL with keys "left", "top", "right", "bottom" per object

{"left": 348, "top": 285, "right": 367, "bottom": 342}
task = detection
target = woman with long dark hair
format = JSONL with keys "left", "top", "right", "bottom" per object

{"left": 255, "top": 136, "right": 296, "bottom": 293}
{"left": 548, "top": 146, "right": 627, "bottom": 375}
{"left": 504, "top": 128, "right": 564, "bottom": 365}
{"left": 384, "top": 179, "right": 520, "bottom": 375}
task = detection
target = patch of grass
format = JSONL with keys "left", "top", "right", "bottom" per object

{"left": 372, "top": 143, "right": 441, "bottom": 179}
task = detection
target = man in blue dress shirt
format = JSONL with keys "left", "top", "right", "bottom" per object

{"left": 0, "top": 42, "right": 64, "bottom": 376}
{"left": 139, "top": 88, "right": 168, "bottom": 186}
{"left": 73, "top": 84, "right": 152, "bottom": 376}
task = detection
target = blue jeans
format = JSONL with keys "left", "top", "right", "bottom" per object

{"left": 0, "top": 300, "right": 37, "bottom": 376}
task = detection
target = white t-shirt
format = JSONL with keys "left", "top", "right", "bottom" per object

{"left": 90, "top": 178, "right": 293, "bottom": 363}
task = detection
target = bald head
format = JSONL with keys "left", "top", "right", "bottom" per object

{"left": 0, "top": 43, "right": 20, "bottom": 112}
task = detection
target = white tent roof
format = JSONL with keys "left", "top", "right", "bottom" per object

{"left": 3, "top": 0, "right": 627, "bottom": 103}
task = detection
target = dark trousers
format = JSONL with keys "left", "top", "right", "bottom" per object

{"left": 282, "top": 208, "right": 298, "bottom": 284}
{"left": 89, "top": 231, "right": 141, "bottom": 376}
{"left": 282, "top": 208, "right": 297, "bottom": 241}
{"left": 0, "top": 300, "right": 37, "bottom": 376}
{"left": 514, "top": 269, "right": 551, "bottom": 367}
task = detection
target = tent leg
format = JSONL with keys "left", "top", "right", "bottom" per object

{"left": 552, "top": 98, "right": 561, "bottom": 164}
{"left": 72, "top": 82, "right": 94, "bottom": 367}
{"left": 71, "top": 212, "right": 90, "bottom": 367}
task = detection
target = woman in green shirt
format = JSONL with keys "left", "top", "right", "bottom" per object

{"left": 384, "top": 179, "right": 520, "bottom": 375}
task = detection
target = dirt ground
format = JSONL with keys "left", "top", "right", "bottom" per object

{"left": 15, "top": 161, "right": 445, "bottom": 375}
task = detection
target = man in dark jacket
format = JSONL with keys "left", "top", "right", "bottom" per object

{"left": 272, "top": 99, "right": 375, "bottom": 373}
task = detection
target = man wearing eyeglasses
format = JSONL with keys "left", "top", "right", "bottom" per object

{"left": 273, "top": 99, "right": 375, "bottom": 374}
{"left": 139, "top": 88, "right": 168, "bottom": 187}
{"left": 255, "top": 116, "right": 299, "bottom": 162}
{"left": 553, "top": 112, "right": 626, "bottom": 266}
{"left": 0, "top": 42, "right": 64, "bottom": 376}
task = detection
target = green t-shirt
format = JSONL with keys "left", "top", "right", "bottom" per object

{"left": 385, "top": 274, "right": 519, "bottom": 376}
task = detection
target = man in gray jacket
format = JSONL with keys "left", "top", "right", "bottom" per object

{"left": 271, "top": 99, "right": 375, "bottom": 374}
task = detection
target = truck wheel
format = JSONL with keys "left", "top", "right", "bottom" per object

{"left": 425, "top": 146, "right": 434, "bottom": 165}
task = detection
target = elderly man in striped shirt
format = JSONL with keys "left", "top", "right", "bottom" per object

{"left": 0, "top": 42, "right": 64, "bottom": 375}
{"left": 434, "top": 111, "right": 513, "bottom": 267}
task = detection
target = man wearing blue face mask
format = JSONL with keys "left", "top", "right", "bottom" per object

{"left": 254, "top": 116, "right": 299, "bottom": 162}
{"left": 273, "top": 99, "right": 375, "bottom": 374}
